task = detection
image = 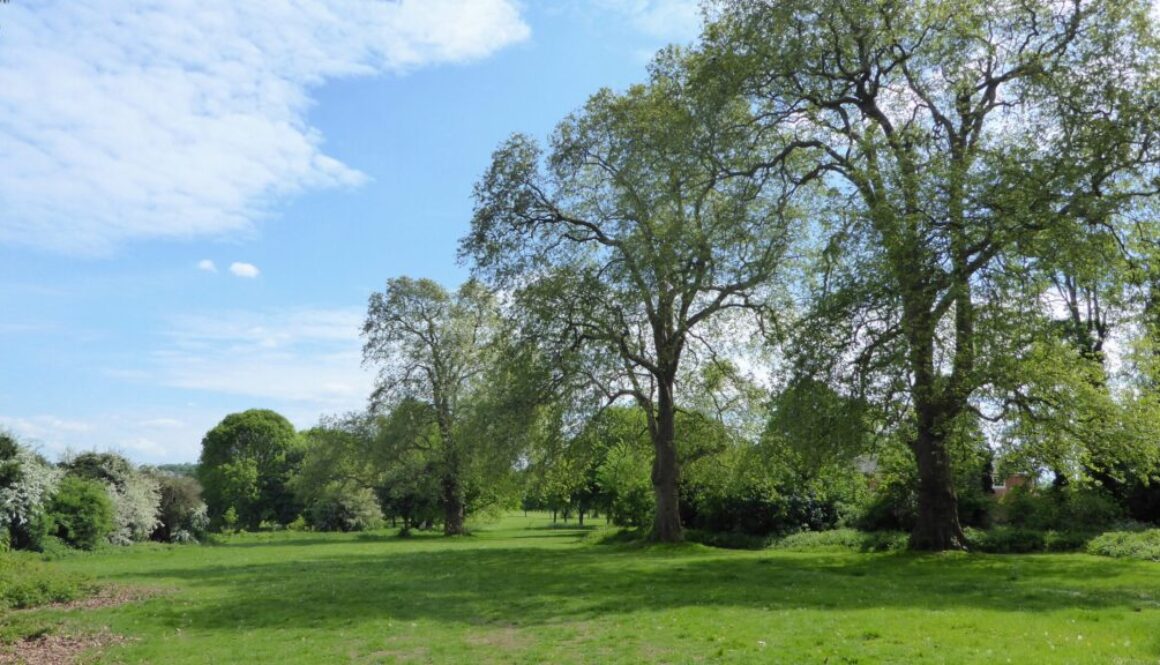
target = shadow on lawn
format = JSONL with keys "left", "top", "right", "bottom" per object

{"left": 113, "top": 533, "right": 1160, "bottom": 633}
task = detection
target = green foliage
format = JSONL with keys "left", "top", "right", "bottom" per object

{"left": 998, "top": 485, "right": 1124, "bottom": 532}
{"left": 964, "top": 527, "right": 1092, "bottom": 554}
{"left": 0, "top": 437, "right": 61, "bottom": 551}
{"left": 151, "top": 473, "right": 209, "bottom": 543}
{"left": 46, "top": 476, "right": 115, "bottom": 550}
{"left": 0, "top": 553, "right": 95, "bottom": 609}
{"left": 596, "top": 441, "right": 653, "bottom": 528}
{"left": 773, "top": 529, "right": 909, "bottom": 553}
{"left": 363, "top": 278, "right": 514, "bottom": 535}
{"left": 198, "top": 409, "right": 303, "bottom": 530}
{"left": 61, "top": 451, "right": 162, "bottom": 545}
{"left": 1086, "top": 529, "right": 1160, "bottom": 561}
{"left": 765, "top": 378, "right": 869, "bottom": 478}
{"left": 304, "top": 486, "right": 383, "bottom": 533}
{"left": 221, "top": 506, "right": 239, "bottom": 534}
{"left": 682, "top": 442, "right": 860, "bottom": 538}
{"left": 854, "top": 422, "right": 995, "bottom": 532}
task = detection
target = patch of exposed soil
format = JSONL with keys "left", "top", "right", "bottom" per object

{"left": 0, "top": 631, "right": 128, "bottom": 665}
{"left": 48, "top": 585, "right": 168, "bottom": 612}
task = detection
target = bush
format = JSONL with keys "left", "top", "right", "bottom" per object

{"left": 963, "top": 526, "right": 1091, "bottom": 553}
{"left": 1086, "top": 529, "right": 1160, "bottom": 561}
{"left": 0, "top": 444, "right": 62, "bottom": 551}
{"left": 774, "top": 528, "right": 909, "bottom": 553}
{"left": 63, "top": 451, "right": 162, "bottom": 545}
{"left": 688, "top": 484, "right": 841, "bottom": 537}
{"left": 46, "top": 477, "right": 115, "bottom": 550}
{"left": 305, "top": 486, "right": 383, "bottom": 532}
{"left": 151, "top": 474, "right": 209, "bottom": 543}
{"left": 999, "top": 485, "right": 1123, "bottom": 532}
{"left": 0, "top": 553, "right": 95, "bottom": 609}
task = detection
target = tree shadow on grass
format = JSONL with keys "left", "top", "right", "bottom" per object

{"left": 104, "top": 534, "right": 1160, "bottom": 635}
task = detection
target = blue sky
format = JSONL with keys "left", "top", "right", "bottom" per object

{"left": 0, "top": 0, "right": 702, "bottom": 464}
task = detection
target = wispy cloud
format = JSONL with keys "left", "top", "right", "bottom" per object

{"left": 228, "top": 262, "right": 260, "bottom": 278}
{"left": 156, "top": 307, "right": 372, "bottom": 406}
{"left": 592, "top": 0, "right": 702, "bottom": 42}
{"left": 197, "top": 259, "right": 218, "bottom": 273}
{"left": 0, "top": 0, "right": 530, "bottom": 254}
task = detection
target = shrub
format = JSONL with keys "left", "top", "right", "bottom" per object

{"left": 0, "top": 444, "right": 62, "bottom": 551}
{"left": 1086, "top": 529, "right": 1160, "bottom": 561}
{"left": 999, "top": 485, "right": 1123, "bottom": 532}
{"left": 0, "top": 553, "right": 95, "bottom": 609}
{"left": 305, "top": 486, "right": 383, "bottom": 532}
{"left": 963, "top": 526, "right": 1091, "bottom": 553}
{"left": 151, "top": 473, "right": 209, "bottom": 543}
{"left": 46, "top": 477, "right": 115, "bottom": 550}
{"left": 774, "top": 528, "right": 909, "bottom": 553}
{"left": 62, "top": 451, "right": 162, "bottom": 545}
{"left": 688, "top": 483, "right": 841, "bottom": 537}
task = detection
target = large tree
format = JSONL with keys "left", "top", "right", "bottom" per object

{"left": 198, "top": 408, "right": 303, "bottom": 529}
{"left": 709, "top": 0, "right": 1160, "bottom": 548}
{"left": 362, "top": 278, "right": 501, "bottom": 535}
{"left": 463, "top": 50, "right": 799, "bottom": 541}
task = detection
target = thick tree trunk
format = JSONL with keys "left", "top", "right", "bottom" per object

{"left": 909, "top": 426, "right": 968, "bottom": 551}
{"left": 441, "top": 473, "right": 466, "bottom": 535}
{"left": 651, "top": 385, "right": 683, "bottom": 543}
{"left": 904, "top": 297, "right": 968, "bottom": 552}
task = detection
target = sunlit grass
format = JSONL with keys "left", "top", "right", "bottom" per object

{"left": 17, "top": 513, "right": 1160, "bottom": 663}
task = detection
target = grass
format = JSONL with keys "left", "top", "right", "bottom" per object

{"left": 6, "top": 513, "right": 1160, "bottom": 663}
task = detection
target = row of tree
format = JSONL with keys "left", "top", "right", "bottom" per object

{"left": 363, "top": 0, "right": 1160, "bottom": 550}
{"left": 10, "top": 1, "right": 1158, "bottom": 554}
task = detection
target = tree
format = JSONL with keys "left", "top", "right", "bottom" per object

{"left": 708, "top": 0, "right": 1160, "bottom": 549}
{"left": 464, "top": 50, "right": 799, "bottom": 542}
{"left": 362, "top": 278, "right": 501, "bottom": 535}
{"left": 197, "top": 409, "right": 303, "bottom": 529}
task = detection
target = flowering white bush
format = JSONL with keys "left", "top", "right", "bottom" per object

{"left": 106, "top": 470, "right": 161, "bottom": 546}
{"left": 0, "top": 447, "right": 62, "bottom": 549}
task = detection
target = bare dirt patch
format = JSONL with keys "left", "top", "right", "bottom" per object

{"left": 0, "top": 631, "right": 129, "bottom": 665}
{"left": 48, "top": 585, "right": 169, "bottom": 612}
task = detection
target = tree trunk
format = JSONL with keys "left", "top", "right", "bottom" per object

{"left": 651, "top": 383, "right": 683, "bottom": 543}
{"left": 578, "top": 507, "right": 585, "bottom": 527}
{"left": 904, "top": 297, "right": 968, "bottom": 552}
{"left": 441, "top": 473, "right": 466, "bottom": 535}
{"left": 909, "top": 425, "right": 967, "bottom": 551}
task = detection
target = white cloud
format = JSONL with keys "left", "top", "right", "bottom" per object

{"left": 156, "top": 307, "right": 372, "bottom": 406}
{"left": 593, "top": 0, "right": 702, "bottom": 42}
{"left": 1, "top": 411, "right": 207, "bottom": 464}
{"left": 0, "top": 0, "right": 530, "bottom": 254}
{"left": 229, "top": 262, "right": 260, "bottom": 278}
{"left": 197, "top": 259, "right": 218, "bottom": 273}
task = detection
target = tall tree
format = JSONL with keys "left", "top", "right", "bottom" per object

{"left": 362, "top": 278, "right": 500, "bottom": 535}
{"left": 709, "top": 0, "right": 1160, "bottom": 549}
{"left": 463, "top": 50, "right": 799, "bottom": 542}
{"left": 198, "top": 409, "right": 303, "bottom": 529}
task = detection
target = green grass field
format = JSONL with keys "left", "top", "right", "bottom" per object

{"left": 7, "top": 513, "right": 1160, "bottom": 663}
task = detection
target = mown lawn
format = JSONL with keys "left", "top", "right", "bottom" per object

{"left": 11, "top": 513, "right": 1160, "bottom": 663}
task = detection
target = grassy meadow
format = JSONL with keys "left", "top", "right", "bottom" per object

{"left": 5, "top": 513, "right": 1160, "bottom": 664}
